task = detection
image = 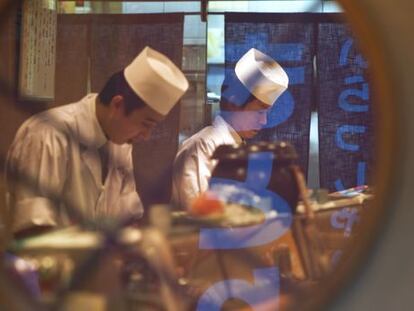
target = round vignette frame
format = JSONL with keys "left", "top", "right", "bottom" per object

{"left": 0, "top": 0, "right": 403, "bottom": 310}
{"left": 296, "top": 0, "right": 400, "bottom": 310}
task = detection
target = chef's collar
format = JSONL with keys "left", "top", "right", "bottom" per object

{"left": 214, "top": 115, "right": 243, "bottom": 145}
{"left": 77, "top": 93, "right": 108, "bottom": 149}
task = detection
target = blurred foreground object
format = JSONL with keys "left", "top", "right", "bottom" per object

{"left": 7, "top": 225, "right": 185, "bottom": 311}
{"left": 189, "top": 191, "right": 224, "bottom": 217}
{"left": 293, "top": 186, "right": 373, "bottom": 280}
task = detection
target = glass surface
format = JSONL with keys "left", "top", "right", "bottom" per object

{"left": 0, "top": 0, "right": 400, "bottom": 310}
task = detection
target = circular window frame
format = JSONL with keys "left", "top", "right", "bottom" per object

{"left": 299, "top": 0, "right": 401, "bottom": 310}
{"left": 0, "top": 0, "right": 408, "bottom": 310}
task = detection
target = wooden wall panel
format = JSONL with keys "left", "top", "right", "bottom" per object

{"left": 54, "top": 15, "right": 89, "bottom": 107}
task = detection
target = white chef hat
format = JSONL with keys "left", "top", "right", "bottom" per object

{"left": 124, "top": 46, "right": 189, "bottom": 116}
{"left": 234, "top": 48, "right": 289, "bottom": 106}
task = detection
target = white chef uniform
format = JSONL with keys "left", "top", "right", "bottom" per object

{"left": 171, "top": 48, "right": 289, "bottom": 211}
{"left": 171, "top": 115, "right": 242, "bottom": 210}
{"left": 6, "top": 94, "right": 142, "bottom": 233}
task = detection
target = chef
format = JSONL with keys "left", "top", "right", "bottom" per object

{"left": 5, "top": 46, "right": 189, "bottom": 238}
{"left": 171, "top": 48, "right": 288, "bottom": 210}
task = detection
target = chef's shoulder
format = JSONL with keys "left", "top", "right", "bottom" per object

{"left": 13, "top": 105, "right": 76, "bottom": 149}
{"left": 179, "top": 125, "right": 223, "bottom": 156}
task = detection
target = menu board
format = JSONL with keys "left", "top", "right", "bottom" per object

{"left": 19, "top": 0, "right": 57, "bottom": 100}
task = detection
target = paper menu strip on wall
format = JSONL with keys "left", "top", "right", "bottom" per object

{"left": 19, "top": 0, "right": 57, "bottom": 100}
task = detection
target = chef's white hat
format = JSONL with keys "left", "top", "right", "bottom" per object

{"left": 124, "top": 46, "right": 189, "bottom": 116}
{"left": 235, "top": 48, "right": 289, "bottom": 106}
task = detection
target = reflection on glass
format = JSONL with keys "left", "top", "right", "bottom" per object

{"left": 0, "top": 0, "right": 379, "bottom": 310}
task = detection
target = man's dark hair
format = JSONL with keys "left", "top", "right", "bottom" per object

{"left": 98, "top": 71, "right": 146, "bottom": 115}
{"left": 219, "top": 73, "right": 256, "bottom": 111}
